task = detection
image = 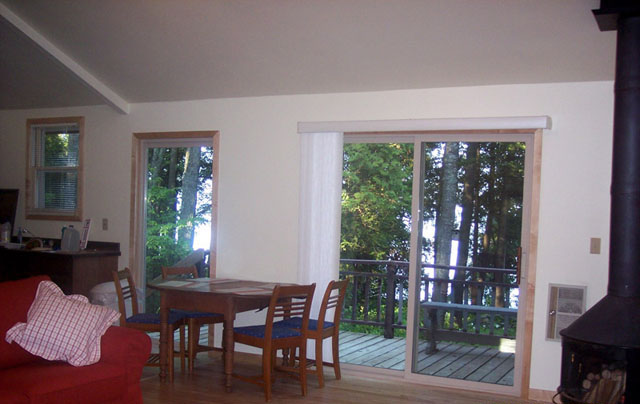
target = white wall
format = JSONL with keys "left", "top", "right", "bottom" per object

{"left": 0, "top": 81, "right": 614, "bottom": 392}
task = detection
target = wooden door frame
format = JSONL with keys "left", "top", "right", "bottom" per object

{"left": 129, "top": 131, "right": 219, "bottom": 287}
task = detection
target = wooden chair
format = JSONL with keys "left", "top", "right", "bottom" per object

{"left": 161, "top": 265, "right": 224, "bottom": 373}
{"left": 276, "top": 279, "right": 349, "bottom": 387}
{"left": 233, "top": 283, "right": 316, "bottom": 402}
{"left": 112, "top": 268, "right": 186, "bottom": 382}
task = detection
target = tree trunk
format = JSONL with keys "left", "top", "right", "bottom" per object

{"left": 493, "top": 156, "right": 512, "bottom": 308}
{"left": 453, "top": 143, "right": 479, "bottom": 311}
{"left": 168, "top": 149, "right": 178, "bottom": 189}
{"left": 432, "top": 142, "right": 458, "bottom": 303}
{"left": 149, "top": 148, "right": 165, "bottom": 183}
{"left": 178, "top": 147, "right": 200, "bottom": 246}
{"left": 493, "top": 196, "right": 508, "bottom": 307}
{"left": 469, "top": 201, "right": 483, "bottom": 306}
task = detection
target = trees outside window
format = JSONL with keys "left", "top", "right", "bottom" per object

{"left": 340, "top": 141, "right": 525, "bottom": 335}
{"left": 145, "top": 146, "right": 212, "bottom": 273}
{"left": 26, "top": 117, "right": 84, "bottom": 221}
{"left": 144, "top": 144, "right": 213, "bottom": 312}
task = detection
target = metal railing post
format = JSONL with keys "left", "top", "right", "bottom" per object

{"left": 384, "top": 264, "right": 397, "bottom": 339}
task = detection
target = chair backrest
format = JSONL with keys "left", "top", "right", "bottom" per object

{"left": 161, "top": 265, "right": 198, "bottom": 279}
{"left": 265, "top": 284, "right": 316, "bottom": 340}
{"left": 317, "top": 279, "right": 349, "bottom": 329}
{"left": 112, "top": 268, "right": 140, "bottom": 327}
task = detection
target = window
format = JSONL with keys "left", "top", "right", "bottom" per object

{"left": 26, "top": 117, "right": 84, "bottom": 221}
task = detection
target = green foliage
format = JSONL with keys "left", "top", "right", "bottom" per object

{"left": 431, "top": 311, "right": 517, "bottom": 338}
{"left": 340, "top": 281, "right": 410, "bottom": 338}
{"left": 341, "top": 143, "right": 414, "bottom": 261}
{"left": 145, "top": 181, "right": 191, "bottom": 282}
{"left": 41, "top": 132, "right": 79, "bottom": 209}
{"left": 44, "top": 132, "right": 78, "bottom": 166}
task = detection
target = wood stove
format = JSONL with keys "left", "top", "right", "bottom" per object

{"left": 556, "top": 2, "right": 640, "bottom": 403}
{"left": 559, "top": 337, "right": 637, "bottom": 403}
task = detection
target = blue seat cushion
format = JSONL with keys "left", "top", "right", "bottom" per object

{"left": 126, "top": 310, "right": 185, "bottom": 325}
{"left": 234, "top": 325, "right": 301, "bottom": 339}
{"left": 274, "top": 317, "right": 334, "bottom": 331}
{"left": 172, "top": 309, "right": 223, "bottom": 319}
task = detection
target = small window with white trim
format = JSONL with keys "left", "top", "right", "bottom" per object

{"left": 26, "top": 117, "right": 84, "bottom": 221}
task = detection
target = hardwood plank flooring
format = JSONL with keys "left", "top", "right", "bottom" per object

{"left": 140, "top": 352, "right": 543, "bottom": 404}
{"left": 150, "top": 328, "right": 516, "bottom": 387}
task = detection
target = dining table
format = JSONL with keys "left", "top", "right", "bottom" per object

{"left": 148, "top": 277, "right": 279, "bottom": 391}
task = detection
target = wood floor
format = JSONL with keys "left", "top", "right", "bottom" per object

{"left": 340, "top": 331, "right": 515, "bottom": 385}
{"left": 140, "top": 352, "right": 542, "bottom": 404}
{"left": 148, "top": 327, "right": 517, "bottom": 402}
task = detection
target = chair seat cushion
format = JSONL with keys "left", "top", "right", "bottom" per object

{"left": 274, "top": 316, "right": 334, "bottom": 331}
{"left": 126, "top": 310, "right": 184, "bottom": 325}
{"left": 172, "top": 309, "right": 222, "bottom": 319}
{"left": 234, "top": 325, "right": 301, "bottom": 339}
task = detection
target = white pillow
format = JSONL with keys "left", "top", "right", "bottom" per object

{"left": 5, "top": 280, "right": 120, "bottom": 366}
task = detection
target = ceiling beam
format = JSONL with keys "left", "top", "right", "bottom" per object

{"left": 0, "top": 3, "right": 130, "bottom": 114}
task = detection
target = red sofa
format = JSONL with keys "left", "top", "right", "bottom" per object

{"left": 0, "top": 275, "right": 151, "bottom": 404}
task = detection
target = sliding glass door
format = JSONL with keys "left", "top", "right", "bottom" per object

{"left": 339, "top": 132, "right": 536, "bottom": 395}
{"left": 409, "top": 140, "right": 526, "bottom": 389}
{"left": 339, "top": 142, "right": 414, "bottom": 371}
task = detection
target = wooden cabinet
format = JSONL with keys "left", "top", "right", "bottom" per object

{"left": 0, "top": 242, "right": 120, "bottom": 296}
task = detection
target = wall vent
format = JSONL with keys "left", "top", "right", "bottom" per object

{"left": 547, "top": 284, "right": 587, "bottom": 341}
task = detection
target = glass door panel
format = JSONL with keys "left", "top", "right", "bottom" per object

{"left": 143, "top": 144, "right": 213, "bottom": 312}
{"left": 339, "top": 142, "right": 414, "bottom": 371}
{"left": 411, "top": 141, "right": 525, "bottom": 387}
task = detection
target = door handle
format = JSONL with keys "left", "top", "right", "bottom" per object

{"left": 516, "top": 246, "right": 522, "bottom": 286}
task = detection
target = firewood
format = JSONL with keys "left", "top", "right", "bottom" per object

{"left": 607, "top": 378, "right": 623, "bottom": 404}
{"left": 583, "top": 379, "right": 601, "bottom": 403}
{"left": 598, "top": 379, "right": 615, "bottom": 402}
{"left": 581, "top": 367, "right": 627, "bottom": 403}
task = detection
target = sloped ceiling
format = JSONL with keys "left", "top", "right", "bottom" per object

{"left": 0, "top": 0, "right": 616, "bottom": 112}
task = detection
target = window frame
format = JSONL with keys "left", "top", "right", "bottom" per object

{"left": 25, "top": 116, "right": 84, "bottom": 221}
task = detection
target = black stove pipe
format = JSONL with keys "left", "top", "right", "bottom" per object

{"left": 559, "top": 3, "right": 640, "bottom": 349}
{"left": 556, "top": 4, "right": 640, "bottom": 402}
{"left": 608, "top": 14, "right": 640, "bottom": 298}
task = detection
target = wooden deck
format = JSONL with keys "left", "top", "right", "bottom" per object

{"left": 339, "top": 331, "right": 515, "bottom": 386}
{"left": 150, "top": 328, "right": 514, "bottom": 386}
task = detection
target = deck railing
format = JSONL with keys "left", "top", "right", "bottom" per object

{"left": 339, "top": 259, "right": 518, "bottom": 348}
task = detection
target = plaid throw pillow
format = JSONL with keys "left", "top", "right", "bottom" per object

{"left": 5, "top": 280, "right": 120, "bottom": 366}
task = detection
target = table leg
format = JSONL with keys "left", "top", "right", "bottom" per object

{"left": 223, "top": 315, "right": 235, "bottom": 392}
{"left": 159, "top": 293, "right": 169, "bottom": 382}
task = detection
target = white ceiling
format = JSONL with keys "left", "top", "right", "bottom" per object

{"left": 0, "top": 0, "right": 616, "bottom": 111}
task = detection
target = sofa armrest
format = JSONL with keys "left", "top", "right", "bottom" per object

{"left": 100, "top": 326, "right": 151, "bottom": 385}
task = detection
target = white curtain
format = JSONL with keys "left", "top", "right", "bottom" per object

{"left": 297, "top": 131, "right": 343, "bottom": 318}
